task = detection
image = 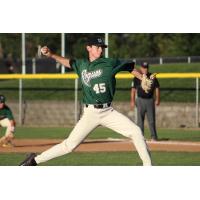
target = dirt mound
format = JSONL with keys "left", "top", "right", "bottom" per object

{"left": 1, "top": 139, "right": 200, "bottom": 153}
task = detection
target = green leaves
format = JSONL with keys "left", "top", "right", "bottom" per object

{"left": 1, "top": 33, "right": 200, "bottom": 59}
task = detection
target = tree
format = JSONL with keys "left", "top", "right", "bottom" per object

{"left": 0, "top": 33, "right": 200, "bottom": 59}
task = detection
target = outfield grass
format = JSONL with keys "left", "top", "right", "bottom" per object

{"left": 0, "top": 79, "right": 77, "bottom": 100}
{"left": 0, "top": 63, "right": 200, "bottom": 102}
{"left": 115, "top": 63, "right": 200, "bottom": 102}
{"left": 1, "top": 152, "right": 200, "bottom": 166}
{"left": 0, "top": 127, "right": 200, "bottom": 166}
{"left": 0, "top": 127, "right": 200, "bottom": 141}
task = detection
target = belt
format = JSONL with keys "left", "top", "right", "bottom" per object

{"left": 85, "top": 103, "right": 111, "bottom": 109}
{"left": 138, "top": 96, "right": 153, "bottom": 99}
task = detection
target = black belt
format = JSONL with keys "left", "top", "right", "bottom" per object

{"left": 138, "top": 96, "right": 153, "bottom": 99}
{"left": 85, "top": 103, "right": 111, "bottom": 109}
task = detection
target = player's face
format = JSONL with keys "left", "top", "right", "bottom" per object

{"left": 140, "top": 67, "right": 148, "bottom": 74}
{"left": 87, "top": 45, "right": 103, "bottom": 61}
{"left": 0, "top": 103, "right": 4, "bottom": 109}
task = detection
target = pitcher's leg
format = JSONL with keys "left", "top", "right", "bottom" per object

{"left": 101, "top": 109, "right": 152, "bottom": 166}
{"left": 35, "top": 109, "right": 98, "bottom": 164}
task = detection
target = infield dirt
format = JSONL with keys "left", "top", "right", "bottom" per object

{"left": 1, "top": 139, "right": 200, "bottom": 153}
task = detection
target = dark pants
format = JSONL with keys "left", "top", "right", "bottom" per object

{"left": 136, "top": 97, "right": 158, "bottom": 140}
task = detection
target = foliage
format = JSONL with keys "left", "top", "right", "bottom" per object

{"left": 1, "top": 33, "right": 200, "bottom": 59}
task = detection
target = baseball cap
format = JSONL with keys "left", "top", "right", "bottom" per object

{"left": 0, "top": 95, "right": 6, "bottom": 103}
{"left": 141, "top": 62, "right": 149, "bottom": 68}
{"left": 86, "top": 37, "right": 108, "bottom": 48}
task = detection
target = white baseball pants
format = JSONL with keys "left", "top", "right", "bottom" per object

{"left": 0, "top": 118, "right": 15, "bottom": 136}
{"left": 35, "top": 106, "right": 152, "bottom": 166}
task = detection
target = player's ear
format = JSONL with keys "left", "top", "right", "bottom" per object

{"left": 86, "top": 45, "right": 91, "bottom": 52}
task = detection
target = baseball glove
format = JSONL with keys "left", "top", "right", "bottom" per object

{"left": 141, "top": 74, "right": 153, "bottom": 93}
{"left": 150, "top": 73, "right": 157, "bottom": 80}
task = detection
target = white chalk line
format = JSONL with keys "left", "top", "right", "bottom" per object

{"left": 105, "top": 138, "right": 200, "bottom": 147}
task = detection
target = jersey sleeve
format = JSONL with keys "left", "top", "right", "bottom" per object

{"left": 69, "top": 59, "right": 80, "bottom": 75}
{"left": 131, "top": 80, "right": 134, "bottom": 88}
{"left": 132, "top": 78, "right": 139, "bottom": 89}
{"left": 112, "top": 59, "right": 135, "bottom": 74}
{"left": 154, "top": 78, "right": 160, "bottom": 88}
{"left": 131, "top": 78, "right": 137, "bottom": 88}
{"left": 6, "top": 108, "right": 14, "bottom": 120}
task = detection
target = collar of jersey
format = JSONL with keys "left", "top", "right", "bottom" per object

{"left": 88, "top": 57, "right": 104, "bottom": 64}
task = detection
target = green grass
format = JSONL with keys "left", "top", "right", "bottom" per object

{"left": 149, "top": 63, "right": 200, "bottom": 73}
{"left": 0, "top": 79, "right": 78, "bottom": 101}
{"left": 0, "top": 126, "right": 200, "bottom": 166}
{"left": 1, "top": 152, "right": 200, "bottom": 166}
{"left": 115, "top": 63, "right": 200, "bottom": 102}
{"left": 0, "top": 127, "right": 200, "bottom": 141}
{"left": 115, "top": 78, "right": 197, "bottom": 102}
{"left": 0, "top": 63, "right": 200, "bottom": 102}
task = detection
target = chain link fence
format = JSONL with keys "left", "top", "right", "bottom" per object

{"left": 1, "top": 56, "right": 200, "bottom": 74}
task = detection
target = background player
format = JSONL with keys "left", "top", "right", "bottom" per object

{"left": 130, "top": 62, "right": 160, "bottom": 141}
{"left": 0, "top": 95, "right": 16, "bottom": 147}
{"left": 20, "top": 37, "right": 153, "bottom": 166}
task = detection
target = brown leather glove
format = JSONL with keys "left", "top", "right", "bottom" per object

{"left": 141, "top": 74, "right": 153, "bottom": 93}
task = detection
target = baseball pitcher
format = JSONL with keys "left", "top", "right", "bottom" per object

{"left": 0, "top": 95, "right": 15, "bottom": 147}
{"left": 19, "top": 37, "right": 153, "bottom": 166}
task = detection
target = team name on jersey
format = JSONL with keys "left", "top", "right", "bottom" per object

{"left": 81, "top": 69, "right": 103, "bottom": 87}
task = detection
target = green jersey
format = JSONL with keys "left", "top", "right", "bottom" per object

{"left": 0, "top": 105, "right": 14, "bottom": 120}
{"left": 71, "top": 57, "right": 134, "bottom": 104}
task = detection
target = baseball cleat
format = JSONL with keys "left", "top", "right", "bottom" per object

{"left": 19, "top": 153, "right": 37, "bottom": 166}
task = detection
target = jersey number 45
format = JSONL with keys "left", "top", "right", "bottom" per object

{"left": 93, "top": 83, "right": 106, "bottom": 94}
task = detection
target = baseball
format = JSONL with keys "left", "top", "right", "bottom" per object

{"left": 41, "top": 46, "right": 49, "bottom": 56}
